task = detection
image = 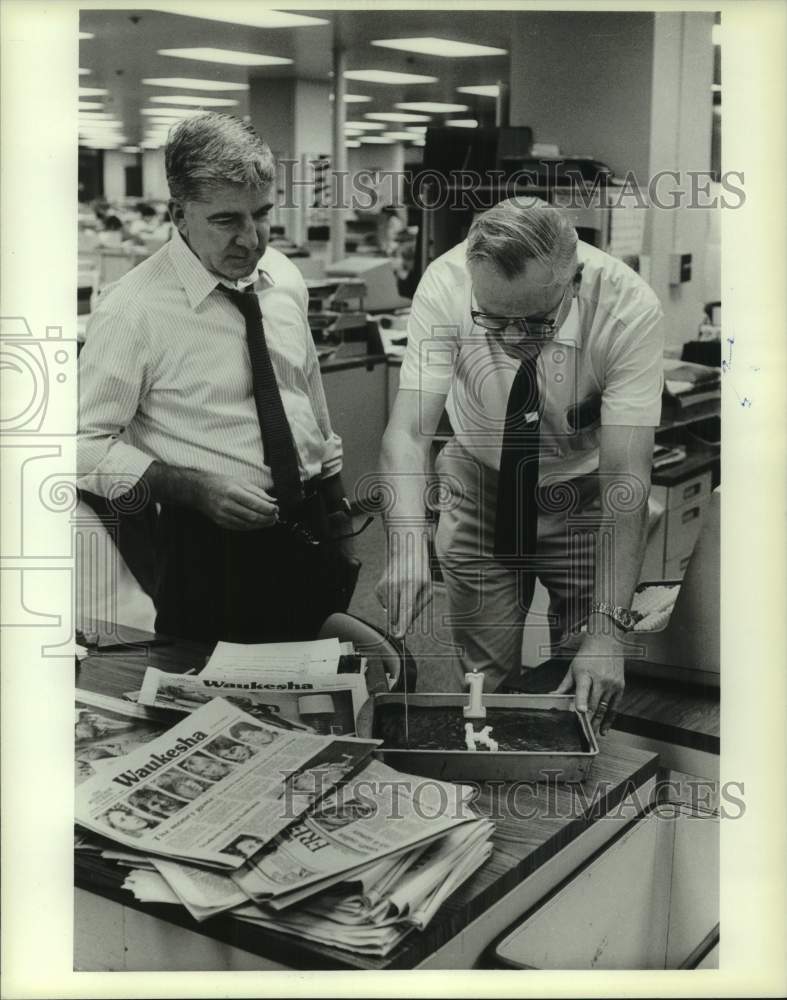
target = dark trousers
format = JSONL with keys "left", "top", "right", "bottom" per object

{"left": 153, "top": 493, "right": 347, "bottom": 644}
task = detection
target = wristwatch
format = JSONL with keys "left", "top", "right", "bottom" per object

{"left": 587, "top": 602, "right": 637, "bottom": 633}
{"left": 328, "top": 497, "right": 353, "bottom": 517}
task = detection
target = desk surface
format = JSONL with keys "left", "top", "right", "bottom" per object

{"left": 511, "top": 659, "right": 719, "bottom": 756}
{"left": 75, "top": 637, "right": 659, "bottom": 971}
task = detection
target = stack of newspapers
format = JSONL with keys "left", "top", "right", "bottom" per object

{"left": 75, "top": 641, "right": 494, "bottom": 959}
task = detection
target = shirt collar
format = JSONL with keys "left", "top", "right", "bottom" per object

{"left": 553, "top": 296, "right": 582, "bottom": 349}
{"left": 168, "top": 228, "right": 275, "bottom": 310}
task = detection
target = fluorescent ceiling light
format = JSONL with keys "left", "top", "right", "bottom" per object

{"left": 79, "top": 87, "right": 108, "bottom": 96}
{"left": 143, "top": 5, "right": 328, "bottom": 29}
{"left": 445, "top": 119, "right": 478, "bottom": 128}
{"left": 344, "top": 129, "right": 363, "bottom": 137}
{"left": 143, "top": 77, "right": 248, "bottom": 91}
{"left": 79, "top": 32, "right": 94, "bottom": 40}
{"left": 412, "top": 139, "right": 425, "bottom": 147}
{"left": 121, "top": 146, "right": 141, "bottom": 153}
{"left": 360, "top": 136, "right": 395, "bottom": 144}
{"left": 457, "top": 84, "right": 500, "bottom": 97}
{"left": 149, "top": 95, "right": 238, "bottom": 106}
{"left": 77, "top": 111, "right": 116, "bottom": 119}
{"left": 141, "top": 108, "right": 200, "bottom": 117}
{"left": 396, "top": 101, "right": 468, "bottom": 113}
{"left": 157, "top": 47, "right": 292, "bottom": 67}
{"left": 382, "top": 131, "right": 419, "bottom": 141}
{"left": 345, "top": 140, "right": 361, "bottom": 148}
{"left": 344, "top": 120, "right": 385, "bottom": 130}
{"left": 344, "top": 69, "right": 437, "bottom": 85}
{"left": 365, "top": 112, "right": 431, "bottom": 123}
{"left": 329, "top": 94, "right": 373, "bottom": 103}
{"left": 371, "top": 37, "right": 506, "bottom": 58}
{"left": 142, "top": 141, "right": 162, "bottom": 149}
{"left": 78, "top": 119, "right": 123, "bottom": 128}
{"left": 406, "top": 126, "right": 428, "bottom": 134}
{"left": 79, "top": 68, "right": 91, "bottom": 76}
{"left": 78, "top": 103, "right": 105, "bottom": 111}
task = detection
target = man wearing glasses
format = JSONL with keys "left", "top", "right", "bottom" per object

{"left": 376, "top": 197, "right": 664, "bottom": 734}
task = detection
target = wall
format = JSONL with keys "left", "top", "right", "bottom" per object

{"left": 142, "top": 149, "right": 168, "bottom": 201}
{"left": 646, "top": 12, "right": 716, "bottom": 347}
{"left": 102, "top": 150, "right": 138, "bottom": 202}
{"left": 510, "top": 12, "right": 656, "bottom": 181}
{"left": 509, "top": 10, "right": 717, "bottom": 348}
{"left": 347, "top": 143, "right": 406, "bottom": 209}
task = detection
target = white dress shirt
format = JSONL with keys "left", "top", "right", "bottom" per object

{"left": 398, "top": 239, "right": 665, "bottom": 481}
{"left": 78, "top": 229, "right": 342, "bottom": 498}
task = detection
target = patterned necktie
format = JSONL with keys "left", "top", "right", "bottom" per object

{"left": 494, "top": 346, "right": 543, "bottom": 596}
{"left": 221, "top": 284, "right": 304, "bottom": 512}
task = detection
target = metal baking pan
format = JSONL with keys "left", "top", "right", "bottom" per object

{"left": 358, "top": 693, "right": 598, "bottom": 783}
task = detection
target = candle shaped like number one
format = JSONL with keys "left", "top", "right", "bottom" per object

{"left": 463, "top": 671, "right": 486, "bottom": 719}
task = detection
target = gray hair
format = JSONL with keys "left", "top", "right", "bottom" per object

{"left": 466, "top": 196, "right": 577, "bottom": 284}
{"left": 165, "top": 112, "right": 275, "bottom": 203}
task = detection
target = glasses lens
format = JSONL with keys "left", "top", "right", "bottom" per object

{"left": 472, "top": 312, "right": 507, "bottom": 331}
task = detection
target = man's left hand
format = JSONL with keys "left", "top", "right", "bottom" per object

{"left": 554, "top": 632, "right": 626, "bottom": 735}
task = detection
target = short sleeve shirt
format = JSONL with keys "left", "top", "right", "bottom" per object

{"left": 398, "top": 239, "right": 664, "bottom": 480}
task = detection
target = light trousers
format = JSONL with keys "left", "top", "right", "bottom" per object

{"left": 433, "top": 439, "right": 599, "bottom": 691}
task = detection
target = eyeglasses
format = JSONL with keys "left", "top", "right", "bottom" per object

{"left": 471, "top": 271, "right": 580, "bottom": 338}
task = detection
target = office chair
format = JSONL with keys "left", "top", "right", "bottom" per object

{"left": 318, "top": 612, "right": 417, "bottom": 695}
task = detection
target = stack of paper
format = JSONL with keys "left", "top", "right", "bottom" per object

{"left": 75, "top": 689, "right": 495, "bottom": 959}
{"left": 113, "top": 759, "right": 493, "bottom": 958}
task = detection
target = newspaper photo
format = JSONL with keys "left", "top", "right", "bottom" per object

{"left": 75, "top": 689, "right": 175, "bottom": 785}
{"left": 136, "top": 666, "right": 366, "bottom": 734}
{"left": 75, "top": 697, "right": 379, "bottom": 868}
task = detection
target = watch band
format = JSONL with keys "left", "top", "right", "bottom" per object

{"left": 588, "top": 601, "right": 637, "bottom": 632}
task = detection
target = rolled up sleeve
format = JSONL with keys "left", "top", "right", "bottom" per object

{"left": 77, "top": 303, "right": 155, "bottom": 497}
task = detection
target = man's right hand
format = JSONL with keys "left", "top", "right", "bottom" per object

{"left": 193, "top": 473, "right": 279, "bottom": 531}
{"left": 374, "top": 526, "right": 433, "bottom": 638}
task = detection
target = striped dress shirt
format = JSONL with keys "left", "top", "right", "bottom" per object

{"left": 77, "top": 229, "right": 342, "bottom": 498}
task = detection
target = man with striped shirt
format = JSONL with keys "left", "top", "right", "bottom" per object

{"left": 78, "top": 113, "right": 355, "bottom": 643}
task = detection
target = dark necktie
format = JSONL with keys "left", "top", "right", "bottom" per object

{"left": 494, "top": 347, "right": 543, "bottom": 595}
{"left": 221, "top": 284, "right": 304, "bottom": 512}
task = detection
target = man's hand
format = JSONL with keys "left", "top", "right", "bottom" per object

{"left": 555, "top": 632, "right": 626, "bottom": 735}
{"left": 193, "top": 473, "right": 279, "bottom": 531}
{"left": 374, "top": 526, "right": 433, "bottom": 639}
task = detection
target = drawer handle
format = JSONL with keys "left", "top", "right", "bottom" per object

{"left": 683, "top": 482, "right": 702, "bottom": 500}
{"left": 681, "top": 507, "right": 701, "bottom": 524}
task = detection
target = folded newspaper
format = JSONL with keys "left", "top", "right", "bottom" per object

{"left": 75, "top": 696, "right": 379, "bottom": 868}
{"left": 136, "top": 667, "right": 366, "bottom": 736}
{"left": 201, "top": 637, "right": 365, "bottom": 680}
{"left": 114, "top": 760, "right": 495, "bottom": 957}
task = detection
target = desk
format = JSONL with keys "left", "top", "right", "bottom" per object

{"left": 75, "top": 636, "right": 659, "bottom": 971}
